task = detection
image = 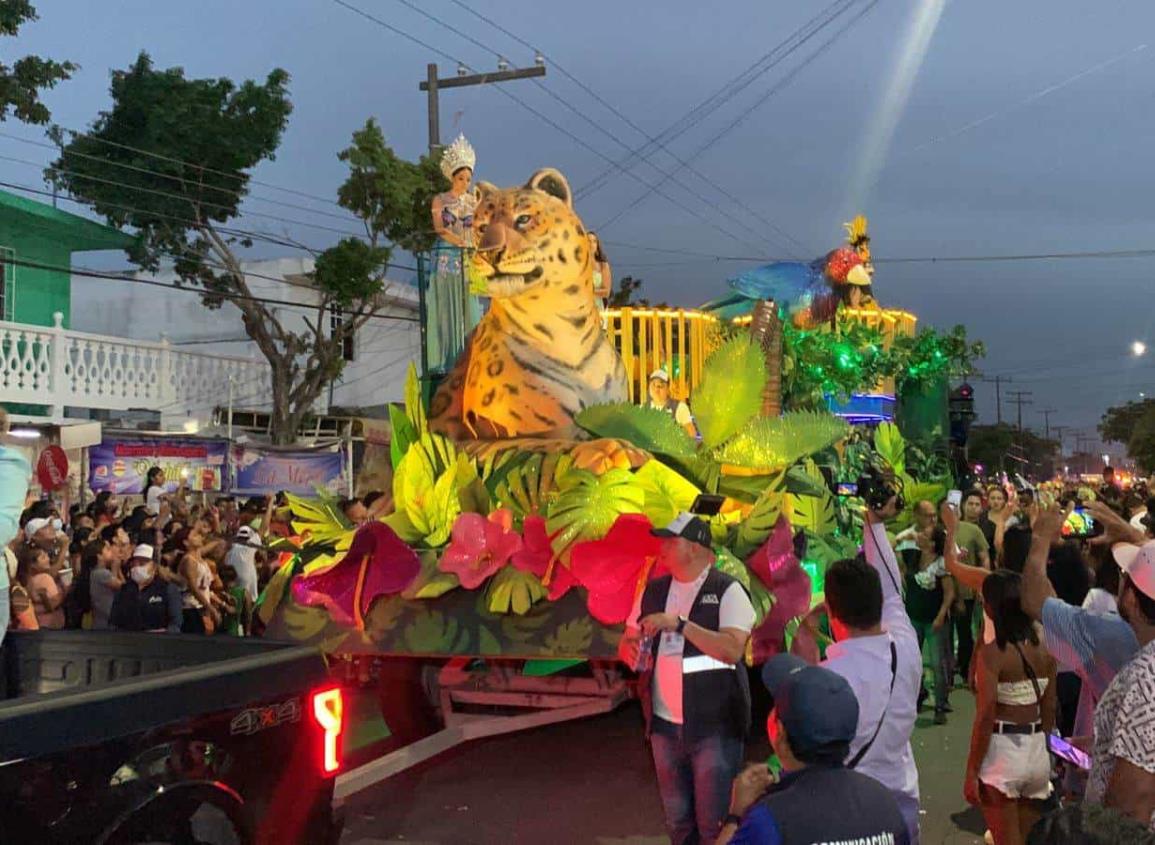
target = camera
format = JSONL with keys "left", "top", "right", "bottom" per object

{"left": 857, "top": 464, "right": 905, "bottom": 513}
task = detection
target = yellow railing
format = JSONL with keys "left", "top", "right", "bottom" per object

{"left": 605, "top": 305, "right": 917, "bottom": 401}
{"left": 604, "top": 307, "right": 721, "bottom": 403}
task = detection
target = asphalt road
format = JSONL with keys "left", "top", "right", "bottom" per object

{"left": 340, "top": 683, "right": 988, "bottom": 845}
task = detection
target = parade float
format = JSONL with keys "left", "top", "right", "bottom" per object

{"left": 258, "top": 144, "right": 982, "bottom": 671}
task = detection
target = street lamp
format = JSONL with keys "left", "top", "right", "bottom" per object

{"left": 1132, "top": 341, "right": 1147, "bottom": 356}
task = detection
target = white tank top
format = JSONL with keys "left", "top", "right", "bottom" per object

{"left": 182, "top": 558, "right": 213, "bottom": 609}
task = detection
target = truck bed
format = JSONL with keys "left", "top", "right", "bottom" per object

{"left": 0, "top": 631, "right": 331, "bottom": 760}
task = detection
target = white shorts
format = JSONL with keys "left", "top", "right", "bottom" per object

{"left": 979, "top": 731, "right": 1053, "bottom": 800}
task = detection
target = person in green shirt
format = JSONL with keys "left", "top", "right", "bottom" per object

{"left": 956, "top": 490, "right": 992, "bottom": 684}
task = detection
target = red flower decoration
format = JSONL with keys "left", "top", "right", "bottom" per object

{"left": 439, "top": 509, "right": 522, "bottom": 590}
{"left": 569, "top": 514, "right": 663, "bottom": 624}
{"left": 747, "top": 516, "right": 811, "bottom": 663}
{"left": 292, "top": 521, "right": 420, "bottom": 629}
{"left": 511, "top": 515, "right": 552, "bottom": 579}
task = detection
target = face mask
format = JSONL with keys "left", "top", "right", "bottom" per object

{"left": 131, "top": 565, "right": 152, "bottom": 585}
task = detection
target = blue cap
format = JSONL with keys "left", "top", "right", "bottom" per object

{"left": 761, "top": 654, "right": 859, "bottom": 756}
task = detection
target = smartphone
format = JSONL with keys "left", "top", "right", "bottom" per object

{"left": 835, "top": 481, "right": 858, "bottom": 496}
{"left": 1047, "top": 734, "right": 1091, "bottom": 771}
{"left": 947, "top": 489, "right": 962, "bottom": 510}
{"left": 179, "top": 467, "right": 190, "bottom": 480}
{"left": 1062, "top": 507, "right": 1096, "bottom": 538}
{"left": 690, "top": 494, "right": 725, "bottom": 517}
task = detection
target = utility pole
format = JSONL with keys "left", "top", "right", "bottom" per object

{"left": 1052, "top": 424, "right": 1069, "bottom": 453}
{"left": 979, "top": 375, "right": 1011, "bottom": 425}
{"left": 1008, "top": 390, "right": 1034, "bottom": 432}
{"left": 1038, "top": 407, "right": 1057, "bottom": 439}
{"left": 419, "top": 62, "right": 546, "bottom": 154}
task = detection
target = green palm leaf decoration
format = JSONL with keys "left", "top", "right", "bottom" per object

{"left": 714, "top": 412, "right": 850, "bottom": 471}
{"left": 874, "top": 421, "right": 906, "bottom": 475}
{"left": 574, "top": 403, "right": 698, "bottom": 460}
{"left": 391, "top": 445, "right": 461, "bottom": 547}
{"left": 733, "top": 473, "right": 787, "bottom": 560}
{"left": 495, "top": 453, "right": 575, "bottom": 523}
{"left": 403, "top": 361, "right": 426, "bottom": 432}
{"left": 545, "top": 467, "right": 645, "bottom": 564}
{"left": 692, "top": 337, "right": 768, "bottom": 449}
{"left": 713, "top": 547, "right": 752, "bottom": 592}
{"left": 634, "top": 460, "right": 701, "bottom": 529}
{"left": 788, "top": 460, "right": 836, "bottom": 536}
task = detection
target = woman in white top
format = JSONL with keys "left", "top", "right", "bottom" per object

{"left": 179, "top": 526, "right": 223, "bottom": 634}
{"left": 966, "top": 570, "right": 1057, "bottom": 845}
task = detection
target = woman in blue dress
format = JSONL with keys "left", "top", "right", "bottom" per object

{"left": 427, "top": 134, "right": 482, "bottom": 375}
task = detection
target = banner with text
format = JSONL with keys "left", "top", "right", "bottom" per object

{"left": 232, "top": 446, "right": 345, "bottom": 497}
{"left": 89, "top": 437, "right": 229, "bottom": 494}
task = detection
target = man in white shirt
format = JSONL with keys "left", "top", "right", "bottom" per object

{"left": 619, "top": 513, "right": 756, "bottom": 845}
{"left": 225, "top": 525, "right": 262, "bottom": 602}
{"left": 647, "top": 369, "right": 698, "bottom": 438}
{"left": 822, "top": 494, "right": 923, "bottom": 844}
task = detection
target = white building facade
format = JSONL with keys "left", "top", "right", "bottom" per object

{"left": 69, "top": 256, "right": 421, "bottom": 430}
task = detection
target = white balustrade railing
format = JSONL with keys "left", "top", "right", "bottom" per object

{"left": 0, "top": 312, "right": 270, "bottom": 417}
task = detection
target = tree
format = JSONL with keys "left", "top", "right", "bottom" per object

{"left": 0, "top": 1, "right": 74, "bottom": 124}
{"left": 606, "top": 275, "right": 647, "bottom": 307}
{"left": 967, "top": 423, "right": 1058, "bottom": 479}
{"left": 52, "top": 55, "right": 426, "bottom": 444}
{"left": 1101, "top": 400, "right": 1155, "bottom": 473}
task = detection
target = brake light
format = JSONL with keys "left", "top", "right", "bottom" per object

{"left": 311, "top": 687, "right": 344, "bottom": 775}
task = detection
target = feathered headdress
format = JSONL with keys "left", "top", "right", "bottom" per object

{"left": 843, "top": 215, "right": 871, "bottom": 265}
{"left": 440, "top": 134, "right": 476, "bottom": 180}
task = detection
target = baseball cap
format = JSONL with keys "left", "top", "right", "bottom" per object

{"left": 235, "top": 525, "right": 262, "bottom": 546}
{"left": 761, "top": 654, "right": 860, "bottom": 756}
{"left": 1112, "top": 541, "right": 1155, "bottom": 601}
{"left": 651, "top": 512, "right": 712, "bottom": 550}
{"left": 131, "top": 544, "right": 155, "bottom": 561}
{"left": 649, "top": 368, "right": 670, "bottom": 383}
{"left": 23, "top": 517, "right": 51, "bottom": 540}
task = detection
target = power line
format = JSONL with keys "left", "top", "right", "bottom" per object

{"left": 52, "top": 126, "right": 351, "bottom": 212}
{"left": 330, "top": 0, "right": 773, "bottom": 255}
{"left": 0, "top": 179, "right": 420, "bottom": 277}
{"left": 3, "top": 253, "right": 420, "bottom": 324}
{"left": 441, "top": 0, "right": 809, "bottom": 257}
{"left": 595, "top": 0, "right": 879, "bottom": 235}
{"left": 574, "top": 0, "right": 862, "bottom": 201}
{"left": 0, "top": 130, "right": 361, "bottom": 225}
{"left": 0, "top": 151, "right": 369, "bottom": 240}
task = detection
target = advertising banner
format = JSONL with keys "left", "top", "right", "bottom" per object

{"left": 89, "top": 438, "right": 228, "bottom": 494}
{"left": 232, "top": 446, "right": 345, "bottom": 496}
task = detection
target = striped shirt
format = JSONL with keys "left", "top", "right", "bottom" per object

{"left": 1040, "top": 597, "right": 1138, "bottom": 699}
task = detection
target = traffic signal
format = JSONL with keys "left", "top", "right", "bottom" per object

{"left": 949, "top": 382, "right": 976, "bottom": 445}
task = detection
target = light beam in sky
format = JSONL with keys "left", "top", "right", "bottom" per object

{"left": 843, "top": 0, "right": 947, "bottom": 217}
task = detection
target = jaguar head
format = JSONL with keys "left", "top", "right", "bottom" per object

{"left": 470, "top": 169, "right": 591, "bottom": 300}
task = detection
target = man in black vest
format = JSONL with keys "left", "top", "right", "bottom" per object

{"left": 717, "top": 655, "right": 910, "bottom": 845}
{"left": 620, "top": 512, "right": 756, "bottom": 845}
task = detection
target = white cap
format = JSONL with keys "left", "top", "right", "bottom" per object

{"left": 1112, "top": 541, "right": 1155, "bottom": 601}
{"left": 24, "top": 517, "right": 51, "bottom": 540}
{"left": 131, "top": 544, "right": 155, "bottom": 561}
{"left": 649, "top": 368, "right": 670, "bottom": 383}
{"left": 235, "top": 525, "right": 262, "bottom": 547}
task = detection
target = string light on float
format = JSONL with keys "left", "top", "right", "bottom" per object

{"left": 1132, "top": 340, "right": 1147, "bottom": 356}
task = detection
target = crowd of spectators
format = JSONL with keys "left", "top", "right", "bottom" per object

{"left": 4, "top": 473, "right": 304, "bottom": 637}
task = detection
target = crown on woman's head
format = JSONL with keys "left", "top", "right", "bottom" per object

{"left": 440, "top": 134, "right": 476, "bottom": 179}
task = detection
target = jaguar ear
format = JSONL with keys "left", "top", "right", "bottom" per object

{"left": 475, "top": 181, "right": 498, "bottom": 203}
{"left": 525, "top": 168, "right": 572, "bottom": 208}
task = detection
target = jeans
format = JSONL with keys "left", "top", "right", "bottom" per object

{"left": 912, "top": 618, "right": 950, "bottom": 711}
{"left": 954, "top": 598, "right": 976, "bottom": 683}
{"left": 650, "top": 719, "right": 745, "bottom": 845}
{"left": 894, "top": 791, "right": 922, "bottom": 845}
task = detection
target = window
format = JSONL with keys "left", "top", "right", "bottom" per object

{"left": 330, "top": 307, "right": 355, "bottom": 362}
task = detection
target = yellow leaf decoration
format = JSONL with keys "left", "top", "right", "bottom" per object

{"left": 486, "top": 566, "right": 547, "bottom": 615}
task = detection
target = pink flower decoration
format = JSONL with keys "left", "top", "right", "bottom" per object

{"left": 439, "top": 509, "right": 522, "bottom": 590}
{"left": 569, "top": 514, "right": 663, "bottom": 624}
{"left": 747, "top": 516, "right": 812, "bottom": 663}
{"left": 511, "top": 515, "right": 552, "bottom": 578}
{"left": 292, "top": 521, "right": 420, "bottom": 629}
